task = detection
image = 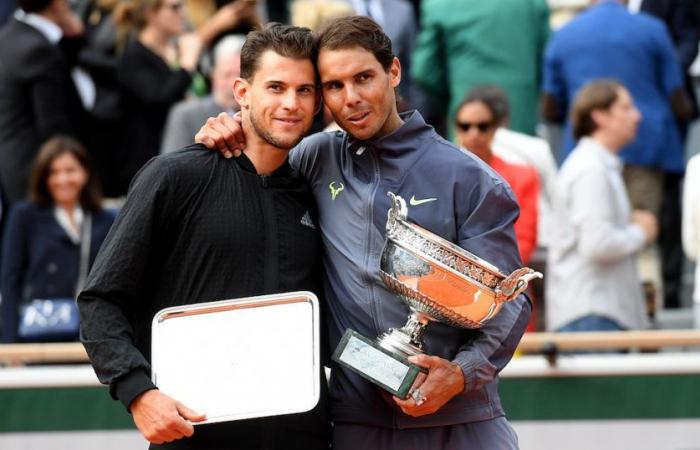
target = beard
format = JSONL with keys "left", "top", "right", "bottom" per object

{"left": 249, "top": 104, "right": 309, "bottom": 150}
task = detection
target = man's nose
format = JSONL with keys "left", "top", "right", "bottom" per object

{"left": 344, "top": 84, "right": 361, "bottom": 106}
{"left": 281, "top": 90, "right": 300, "bottom": 110}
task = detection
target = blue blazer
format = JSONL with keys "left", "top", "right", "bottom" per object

{"left": 0, "top": 202, "right": 115, "bottom": 342}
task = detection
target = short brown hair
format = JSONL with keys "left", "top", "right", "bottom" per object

{"left": 316, "top": 15, "right": 394, "bottom": 71}
{"left": 240, "top": 23, "right": 316, "bottom": 81}
{"left": 570, "top": 79, "right": 625, "bottom": 140}
{"left": 30, "top": 136, "right": 103, "bottom": 212}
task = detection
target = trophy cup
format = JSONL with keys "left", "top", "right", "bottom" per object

{"left": 332, "top": 192, "right": 542, "bottom": 399}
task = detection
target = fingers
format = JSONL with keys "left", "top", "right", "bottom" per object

{"left": 408, "top": 353, "right": 440, "bottom": 369}
{"left": 195, "top": 113, "right": 246, "bottom": 158}
{"left": 392, "top": 356, "right": 465, "bottom": 417}
{"left": 176, "top": 401, "right": 207, "bottom": 423}
{"left": 216, "top": 112, "right": 245, "bottom": 153}
{"left": 131, "top": 390, "right": 201, "bottom": 444}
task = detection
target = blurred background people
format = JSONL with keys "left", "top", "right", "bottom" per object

{"left": 683, "top": 153, "right": 700, "bottom": 328}
{"left": 413, "top": 0, "right": 550, "bottom": 138}
{"left": 187, "top": 0, "right": 261, "bottom": 49}
{"left": 546, "top": 80, "right": 658, "bottom": 333}
{"left": 455, "top": 85, "right": 542, "bottom": 331}
{"left": 541, "top": 0, "right": 692, "bottom": 318}
{"left": 1, "top": 137, "right": 114, "bottom": 343}
{"left": 343, "top": 0, "right": 424, "bottom": 112}
{"left": 541, "top": 0, "right": 691, "bottom": 205}
{"left": 0, "top": 0, "right": 90, "bottom": 203}
{"left": 112, "top": 0, "right": 204, "bottom": 195}
{"left": 290, "top": 0, "right": 353, "bottom": 31}
{"left": 455, "top": 85, "right": 540, "bottom": 267}
{"left": 0, "top": 0, "right": 16, "bottom": 26}
{"left": 161, "top": 33, "right": 245, "bottom": 152}
{"left": 632, "top": 0, "right": 700, "bottom": 311}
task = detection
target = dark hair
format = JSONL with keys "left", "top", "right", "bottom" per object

{"left": 18, "top": 0, "right": 53, "bottom": 13}
{"left": 240, "top": 23, "right": 316, "bottom": 81}
{"left": 30, "top": 136, "right": 103, "bottom": 212}
{"left": 316, "top": 15, "right": 394, "bottom": 71}
{"left": 456, "top": 85, "right": 510, "bottom": 126}
{"left": 570, "top": 79, "right": 624, "bottom": 139}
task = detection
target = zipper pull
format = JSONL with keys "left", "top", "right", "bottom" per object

{"left": 260, "top": 175, "right": 268, "bottom": 187}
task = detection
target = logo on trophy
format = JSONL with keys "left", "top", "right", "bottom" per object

{"left": 332, "top": 192, "right": 543, "bottom": 399}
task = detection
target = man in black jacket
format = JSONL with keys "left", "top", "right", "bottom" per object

{"left": 0, "top": 0, "right": 86, "bottom": 202}
{"left": 78, "top": 24, "right": 328, "bottom": 449}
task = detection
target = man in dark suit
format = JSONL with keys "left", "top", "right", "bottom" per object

{"left": 0, "top": 0, "right": 85, "bottom": 203}
{"left": 638, "top": 0, "right": 700, "bottom": 309}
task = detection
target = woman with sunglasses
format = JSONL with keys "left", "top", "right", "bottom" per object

{"left": 112, "top": 0, "right": 204, "bottom": 195}
{"left": 455, "top": 85, "right": 540, "bottom": 266}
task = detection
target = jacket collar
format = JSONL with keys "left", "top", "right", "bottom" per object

{"left": 346, "top": 110, "right": 435, "bottom": 184}
{"left": 233, "top": 151, "right": 296, "bottom": 187}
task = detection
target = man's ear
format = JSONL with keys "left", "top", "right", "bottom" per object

{"left": 389, "top": 56, "right": 402, "bottom": 89}
{"left": 590, "top": 108, "right": 607, "bottom": 129}
{"left": 233, "top": 78, "right": 250, "bottom": 110}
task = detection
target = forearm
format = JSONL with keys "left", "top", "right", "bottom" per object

{"left": 78, "top": 291, "right": 154, "bottom": 408}
{"left": 452, "top": 294, "right": 531, "bottom": 392}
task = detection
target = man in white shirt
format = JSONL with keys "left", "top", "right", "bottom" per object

{"left": 546, "top": 79, "right": 658, "bottom": 332}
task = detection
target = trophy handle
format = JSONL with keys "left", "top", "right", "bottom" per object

{"left": 386, "top": 192, "right": 408, "bottom": 232}
{"left": 495, "top": 268, "right": 543, "bottom": 304}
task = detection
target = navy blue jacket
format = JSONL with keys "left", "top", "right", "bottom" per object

{"left": 290, "top": 111, "right": 531, "bottom": 428}
{"left": 0, "top": 202, "right": 114, "bottom": 342}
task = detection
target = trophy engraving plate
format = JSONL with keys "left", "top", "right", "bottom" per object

{"left": 151, "top": 291, "right": 320, "bottom": 425}
{"left": 332, "top": 330, "right": 422, "bottom": 398}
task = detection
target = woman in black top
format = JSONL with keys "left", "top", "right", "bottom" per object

{"left": 113, "top": 0, "right": 203, "bottom": 195}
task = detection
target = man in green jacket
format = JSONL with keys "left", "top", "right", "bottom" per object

{"left": 412, "top": 0, "right": 549, "bottom": 138}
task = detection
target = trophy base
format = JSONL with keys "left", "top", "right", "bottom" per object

{"left": 332, "top": 329, "right": 426, "bottom": 399}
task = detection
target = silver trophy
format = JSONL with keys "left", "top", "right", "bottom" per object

{"left": 333, "top": 192, "right": 542, "bottom": 398}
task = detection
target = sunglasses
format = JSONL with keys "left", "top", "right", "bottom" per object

{"left": 455, "top": 121, "right": 493, "bottom": 133}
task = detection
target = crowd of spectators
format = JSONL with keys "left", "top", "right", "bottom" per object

{"left": 0, "top": 0, "right": 699, "bottom": 342}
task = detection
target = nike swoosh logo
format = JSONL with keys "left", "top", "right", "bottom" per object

{"left": 409, "top": 196, "right": 437, "bottom": 206}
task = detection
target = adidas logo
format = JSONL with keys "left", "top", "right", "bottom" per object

{"left": 300, "top": 211, "right": 316, "bottom": 229}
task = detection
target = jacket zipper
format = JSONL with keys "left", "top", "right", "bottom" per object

{"left": 260, "top": 175, "right": 279, "bottom": 292}
{"left": 364, "top": 149, "right": 381, "bottom": 334}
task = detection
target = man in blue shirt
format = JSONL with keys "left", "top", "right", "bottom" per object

{"left": 541, "top": 0, "right": 690, "bottom": 214}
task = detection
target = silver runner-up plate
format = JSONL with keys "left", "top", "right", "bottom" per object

{"left": 151, "top": 291, "right": 320, "bottom": 425}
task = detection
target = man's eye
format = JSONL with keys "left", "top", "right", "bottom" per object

{"left": 269, "top": 85, "right": 283, "bottom": 92}
{"left": 358, "top": 74, "right": 371, "bottom": 82}
{"left": 325, "top": 82, "right": 341, "bottom": 90}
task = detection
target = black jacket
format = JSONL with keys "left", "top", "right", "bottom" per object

{"left": 0, "top": 19, "right": 85, "bottom": 202}
{"left": 115, "top": 40, "right": 192, "bottom": 195}
{"left": 78, "top": 146, "right": 327, "bottom": 449}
